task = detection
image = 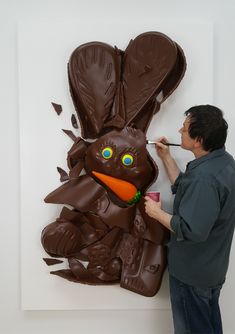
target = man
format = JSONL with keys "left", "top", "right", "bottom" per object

{"left": 145, "top": 105, "right": 235, "bottom": 334}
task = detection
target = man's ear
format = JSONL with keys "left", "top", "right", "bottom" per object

{"left": 194, "top": 136, "right": 203, "bottom": 148}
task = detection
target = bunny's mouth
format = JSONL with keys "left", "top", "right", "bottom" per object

{"left": 92, "top": 171, "right": 141, "bottom": 204}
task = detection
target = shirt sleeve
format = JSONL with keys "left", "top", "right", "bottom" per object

{"left": 171, "top": 172, "right": 184, "bottom": 194}
{"left": 170, "top": 176, "right": 220, "bottom": 242}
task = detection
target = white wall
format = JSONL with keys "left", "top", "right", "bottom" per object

{"left": 0, "top": 0, "right": 235, "bottom": 333}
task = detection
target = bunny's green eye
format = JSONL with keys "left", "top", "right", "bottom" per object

{"left": 122, "top": 154, "right": 134, "bottom": 166}
{"left": 102, "top": 147, "right": 113, "bottom": 159}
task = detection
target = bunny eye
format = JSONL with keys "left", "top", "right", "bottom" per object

{"left": 122, "top": 154, "right": 134, "bottom": 166}
{"left": 102, "top": 147, "right": 113, "bottom": 159}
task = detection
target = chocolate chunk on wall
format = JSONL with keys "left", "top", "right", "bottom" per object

{"left": 43, "top": 258, "right": 63, "bottom": 266}
{"left": 51, "top": 102, "right": 62, "bottom": 115}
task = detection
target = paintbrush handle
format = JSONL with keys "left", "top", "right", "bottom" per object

{"left": 164, "top": 143, "right": 181, "bottom": 146}
{"left": 147, "top": 140, "right": 181, "bottom": 146}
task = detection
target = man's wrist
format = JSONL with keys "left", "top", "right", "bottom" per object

{"left": 156, "top": 209, "right": 173, "bottom": 232}
{"left": 161, "top": 153, "right": 172, "bottom": 164}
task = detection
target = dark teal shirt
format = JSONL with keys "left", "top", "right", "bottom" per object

{"left": 169, "top": 148, "right": 235, "bottom": 287}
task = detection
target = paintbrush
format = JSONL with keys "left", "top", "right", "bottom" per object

{"left": 147, "top": 140, "right": 181, "bottom": 146}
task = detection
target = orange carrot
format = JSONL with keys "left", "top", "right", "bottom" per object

{"left": 92, "top": 171, "right": 137, "bottom": 202}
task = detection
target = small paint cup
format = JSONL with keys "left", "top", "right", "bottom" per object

{"left": 146, "top": 191, "right": 160, "bottom": 202}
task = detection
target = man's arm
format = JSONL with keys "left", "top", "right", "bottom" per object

{"left": 170, "top": 177, "right": 220, "bottom": 242}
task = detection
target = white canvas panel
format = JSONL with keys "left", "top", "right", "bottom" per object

{"left": 19, "top": 20, "right": 213, "bottom": 310}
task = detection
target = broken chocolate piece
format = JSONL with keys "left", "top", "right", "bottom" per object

{"left": 62, "top": 129, "right": 77, "bottom": 142}
{"left": 43, "top": 258, "right": 63, "bottom": 266}
{"left": 51, "top": 102, "right": 62, "bottom": 115}
{"left": 57, "top": 167, "right": 69, "bottom": 182}
{"left": 71, "top": 114, "right": 79, "bottom": 129}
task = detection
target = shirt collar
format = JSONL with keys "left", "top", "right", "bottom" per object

{"left": 186, "top": 147, "right": 226, "bottom": 171}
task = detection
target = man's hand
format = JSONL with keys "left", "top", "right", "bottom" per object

{"left": 144, "top": 196, "right": 162, "bottom": 220}
{"left": 154, "top": 136, "right": 181, "bottom": 185}
{"left": 155, "top": 136, "right": 171, "bottom": 160}
{"left": 144, "top": 196, "right": 174, "bottom": 232}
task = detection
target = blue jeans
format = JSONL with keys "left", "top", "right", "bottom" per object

{"left": 169, "top": 275, "right": 223, "bottom": 334}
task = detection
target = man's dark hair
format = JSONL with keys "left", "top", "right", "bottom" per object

{"left": 184, "top": 105, "right": 228, "bottom": 151}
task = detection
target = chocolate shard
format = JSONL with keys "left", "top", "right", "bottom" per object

{"left": 57, "top": 167, "right": 69, "bottom": 182}
{"left": 43, "top": 258, "right": 63, "bottom": 266}
{"left": 68, "top": 258, "right": 116, "bottom": 285}
{"left": 62, "top": 129, "right": 77, "bottom": 142}
{"left": 51, "top": 102, "right": 62, "bottom": 115}
{"left": 69, "top": 160, "right": 84, "bottom": 179}
{"left": 71, "top": 114, "right": 79, "bottom": 129}
{"left": 50, "top": 269, "right": 78, "bottom": 282}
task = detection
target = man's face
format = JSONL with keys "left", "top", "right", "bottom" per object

{"left": 179, "top": 116, "right": 198, "bottom": 151}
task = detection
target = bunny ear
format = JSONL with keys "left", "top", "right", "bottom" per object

{"left": 68, "top": 42, "right": 121, "bottom": 139}
{"left": 159, "top": 43, "right": 186, "bottom": 104}
{"left": 123, "top": 32, "right": 186, "bottom": 132}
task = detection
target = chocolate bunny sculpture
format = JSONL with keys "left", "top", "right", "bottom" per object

{"left": 41, "top": 32, "right": 186, "bottom": 297}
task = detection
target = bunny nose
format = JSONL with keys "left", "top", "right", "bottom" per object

{"left": 92, "top": 171, "right": 138, "bottom": 203}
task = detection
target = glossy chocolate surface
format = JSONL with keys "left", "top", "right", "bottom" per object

{"left": 68, "top": 31, "right": 186, "bottom": 139}
{"left": 41, "top": 31, "right": 186, "bottom": 296}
